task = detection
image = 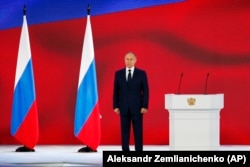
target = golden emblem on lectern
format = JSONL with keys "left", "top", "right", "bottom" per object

{"left": 187, "top": 97, "right": 196, "bottom": 106}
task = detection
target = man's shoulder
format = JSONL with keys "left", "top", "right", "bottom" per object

{"left": 135, "top": 68, "right": 146, "bottom": 73}
{"left": 115, "top": 68, "right": 125, "bottom": 76}
{"left": 115, "top": 67, "right": 146, "bottom": 73}
{"left": 116, "top": 68, "right": 126, "bottom": 73}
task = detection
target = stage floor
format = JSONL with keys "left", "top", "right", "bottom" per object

{"left": 1, "top": 145, "right": 250, "bottom": 167}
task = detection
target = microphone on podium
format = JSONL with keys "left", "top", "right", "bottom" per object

{"left": 204, "top": 73, "right": 210, "bottom": 94}
{"left": 177, "top": 73, "right": 184, "bottom": 94}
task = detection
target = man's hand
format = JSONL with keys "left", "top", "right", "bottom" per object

{"left": 141, "top": 108, "right": 148, "bottom": 114}
{"left": 114, "top": 108, "right": 120, "bottom": 114}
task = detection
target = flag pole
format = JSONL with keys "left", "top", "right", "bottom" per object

{"left": 12, "top": 4, "right": 37, "bottom": 152}
{"left": 87, "top": 4, "right": 90, "bottom": 15}
{"left": 23, "top": 5, "right": 26, "bottom": 15}
{"left": 75, "top": 4, "right": 101, "bottom": 152}
{"left": 77, "top": 4, "right": 95, "bottom": 153}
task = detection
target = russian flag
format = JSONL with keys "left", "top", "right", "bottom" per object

{"left": 74, "top": 10, "right": 101, "bottom": 150}
{"left": 11, "top": 12, "right": 39, "bottom": 150}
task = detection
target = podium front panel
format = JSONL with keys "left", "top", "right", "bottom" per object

{"left": 165, "top": 94, "right": 224, "bottom": 150}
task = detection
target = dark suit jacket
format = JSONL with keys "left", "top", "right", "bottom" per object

{"left": 113, "top": 67, "right": 149, "bottom": 116}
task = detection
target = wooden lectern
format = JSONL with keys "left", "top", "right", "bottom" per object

{"left": 165, "top": 94, "right": 224, "bottom": 150}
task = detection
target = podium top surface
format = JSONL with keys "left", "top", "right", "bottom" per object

{"left": 165, "top": 94, "right": 224, "bottom": 110}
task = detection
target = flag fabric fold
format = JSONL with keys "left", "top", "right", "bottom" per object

{"left": 11, "top": 15, "right": 39, "bottom": 149}
{"left": 74, "top": 14, "right": 101, "bottom": 150}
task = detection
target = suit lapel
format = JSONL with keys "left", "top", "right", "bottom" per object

{"left": 132, "top": 68, "right": 137, "bottom": 81}
{"left": 122, "top": 69, "right": 127, "bottom": 83}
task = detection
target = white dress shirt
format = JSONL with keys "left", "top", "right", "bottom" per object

{"left": 126, "top": 67, "right": 134, "bottom": 81}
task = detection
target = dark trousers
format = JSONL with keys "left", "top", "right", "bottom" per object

{"left": 120, "top": 112, "right": 143, "bottom": 151}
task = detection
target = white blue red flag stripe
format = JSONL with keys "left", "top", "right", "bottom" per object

{"left": 74, "top": 14, "right": 101, "bottom": 150}
{"left": 11, "top": 15, "right": 39, "bottom": 149}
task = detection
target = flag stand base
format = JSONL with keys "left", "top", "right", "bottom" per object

{"left": 78, "top": 146, "right": 97, "bottom": 152}
{"left": 15, "top": 146, "right": 35, "bottom": 152}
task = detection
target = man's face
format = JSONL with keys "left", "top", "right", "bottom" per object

{"left": 125, "top": 53, "right": 136, "bottom": 68}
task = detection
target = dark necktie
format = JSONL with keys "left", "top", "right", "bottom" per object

{"left": 128, "top": 69, "right": 132, "bottom": 82}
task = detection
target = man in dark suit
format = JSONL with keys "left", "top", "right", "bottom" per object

{"left": 113, "top": 52, "right": 149, "bottom": 151}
